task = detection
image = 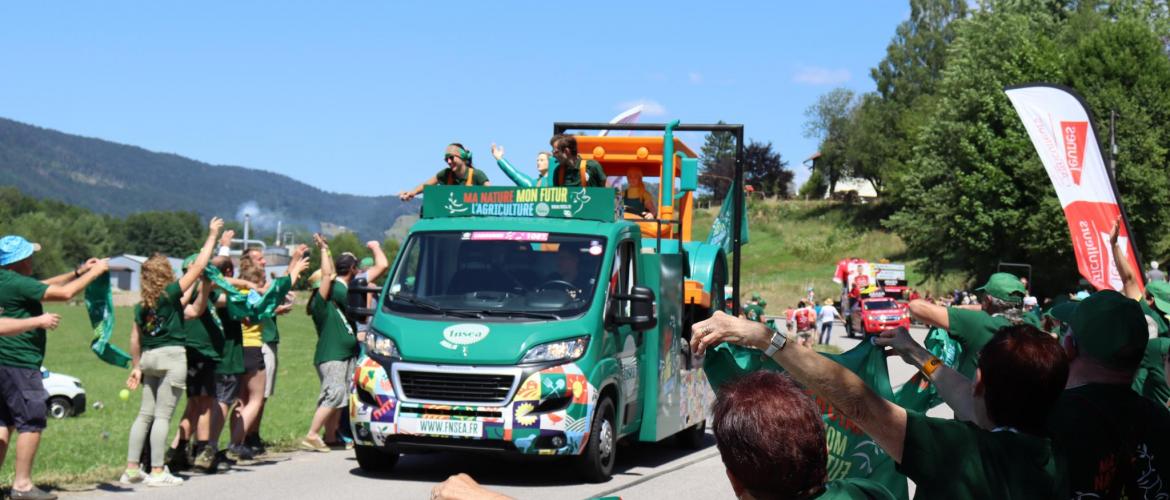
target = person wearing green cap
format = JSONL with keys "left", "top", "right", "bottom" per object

{"left": 743, "top": 294, "right": 765, "bottom": 323}
{"left": 1046, "top": 290, "right": 1170, "bottom": 498}
{"left": 906, "top": 272, "right": 1035, "bottom": 378}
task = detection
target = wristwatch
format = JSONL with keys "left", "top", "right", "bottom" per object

{"left": 762, "top": 330, "right": 788, "bottom": 357}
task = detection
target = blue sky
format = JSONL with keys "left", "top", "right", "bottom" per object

{"left": 0, "top": 1, "right": 907, "bottom": 197}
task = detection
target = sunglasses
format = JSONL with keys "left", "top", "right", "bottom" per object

{"left": 444, "top": 154, "right": 457, "bottom": 162}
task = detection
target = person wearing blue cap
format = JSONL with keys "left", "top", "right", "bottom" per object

{"left": 0, "top": 235, "right": 109, "bottom": 500}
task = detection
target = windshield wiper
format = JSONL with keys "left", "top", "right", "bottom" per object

{"left": 388, "top": 294, "right": 480, "bottom": 318}
{"left": 452, "top": 309, "right": 562, "bottom": 321}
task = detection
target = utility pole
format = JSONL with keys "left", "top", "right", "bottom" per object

{"left": 1109, "top": 110, "right": 1118, "bottom": 180}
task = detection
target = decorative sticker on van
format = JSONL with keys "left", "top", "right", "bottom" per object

{"left": 463, "top": 231, "right": 549, "bottom": 242}
{"left": 440, "top": 324, "right": 490, "bottom": 352}
{"left": 422, "top": 186, "right": 616, "bottom": 222}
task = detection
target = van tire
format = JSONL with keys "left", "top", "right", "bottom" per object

{"left": 47, "top": 396, "right": 73, "bottom": 419}
{"left": 675, "top": 420, "right": 706, "bottom": 449}
{"left": 576, "top": 397, "right": 617, "bottom": 483}
{"left": 354, "top": 445, "right": 399, "bottom": 474}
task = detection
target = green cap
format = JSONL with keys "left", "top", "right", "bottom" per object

{"left": 1069, "top": 290, "right": 1148, "bottom": 370}
{"left": 758, "top": 299, "right": 767, "bottom": 307}
{"left": 975, "top": 272, "right": 1027, "bottom": 303}
{"left": 181, "top": 253, "right": 198, "bottom": 272}
{"left": 751, "top": 293, "right": 761, "bottom": 301}
{"left": 1045, "top": 302, "right": 1078, "bottom": 324}
{"left": 1149, "top": 281, "right": 1170, "bottom": 317}
{"left": 360, "top": 257, "right": 374, "bottom": 269}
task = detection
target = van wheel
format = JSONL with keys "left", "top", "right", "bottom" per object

{"left": 675, "top": 420, "right": 706, "bottom": 449}
{"left": 48, "top": 397, "right": 72, "bottom": 419}
{"left": 354, "top": 445, "right": 399, "bottom": 474}
{"left": 576, "top": 397, "right": 617, "bottom": 483}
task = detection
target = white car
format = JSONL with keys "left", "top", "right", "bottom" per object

{"left": 40, "top": 367, "right": 86, "bottom": 419}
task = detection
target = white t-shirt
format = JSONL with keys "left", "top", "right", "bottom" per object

{"left": 818, "top": 305, "right": 839, "bottom": 324}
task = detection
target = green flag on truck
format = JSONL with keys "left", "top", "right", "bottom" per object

{"left": 705, "top": 187, "right": 749, "bottom": 255}
{"left": 703, "top": 339, "right": 909, "bottom": 500}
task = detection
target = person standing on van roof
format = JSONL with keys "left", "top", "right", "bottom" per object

{"left": 491, "top": 143, "right": 552, "bottom": 188}
{"left": 398, "top": 143, "right": 491, "bottom": 201}
{"left": 549, "top": 135, "right": 606, "bottom": 188}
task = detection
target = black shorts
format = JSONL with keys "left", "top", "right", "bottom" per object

{"left": 243, "top": 347, "right": 266, "bottom": 373}
{"left": 215, "top": 373, "right": 240, "bottom": 405}
{"left": 186, "top": 354, "right": 217, "bottom": 398}
{"left": 0, "top": 366, "right": 48, "bottom": 432}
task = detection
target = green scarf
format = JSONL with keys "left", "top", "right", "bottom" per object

{"left": 85, "top": 273, "right": 131, "bottom": 369}
{"left": 203, "top": 266, "right": 292, "bottom": 321}
{"left": 704, "top": 339, "right": 909, "bottom": 499}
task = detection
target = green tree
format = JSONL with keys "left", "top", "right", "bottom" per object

{"left": 803, "top": 88, "right": 856, "bottom": 195}
{"left": 699, "top": 120, "right": 737, "bottom": 200}
{"left": 798, "top": 168, "right": 828, "bottom": 199}
{"left": 742, "top": 141, "right": 793, "bottom": 198}
{"left": 123, "top": 211, "right": 205, "bottom": 257}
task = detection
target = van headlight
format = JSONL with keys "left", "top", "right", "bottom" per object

{"left": 365, "top": 328, "right": 401, "bottom": 359}
{"left": 521, "top": 337, "right": 589, "bottom": 364}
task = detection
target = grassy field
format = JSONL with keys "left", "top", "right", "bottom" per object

{"left": 4, "top": 299, "right": 322, "bottom": 490}
{"left": 692, "top": 199, "right": 970, "bottom": 309}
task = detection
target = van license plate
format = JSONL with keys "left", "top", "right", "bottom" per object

{"left": 398, "top": 417, "right": 483, "bottom": 438}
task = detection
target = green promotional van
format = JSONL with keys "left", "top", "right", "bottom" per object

{"left": 349, "top": 122, "right": 746, "bottom": 481}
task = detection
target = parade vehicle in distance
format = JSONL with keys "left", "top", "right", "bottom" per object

{"left": 849, "top": 297, "right": 911, "bottom": 337}
{"left": 347, "top": 121, "right": 747, "bottom": 481}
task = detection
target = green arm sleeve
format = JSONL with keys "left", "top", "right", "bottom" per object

{"left": 496, "top": 157, "right": 535, "bottom": 187}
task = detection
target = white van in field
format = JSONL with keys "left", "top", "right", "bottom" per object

{"left": 40, "top": 367, "right": 86, "bottom": 419}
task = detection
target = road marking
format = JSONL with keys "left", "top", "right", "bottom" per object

{"left": 585, "top": 449, "right": 722, "bottom": 499}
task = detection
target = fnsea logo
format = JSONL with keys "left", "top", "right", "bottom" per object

{"left": 1060, "top": 121, "right": 1088, "bottom": 185}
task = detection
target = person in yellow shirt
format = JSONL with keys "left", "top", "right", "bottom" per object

{"left": 233, "top": 265, "right": 267, "bottom": 460}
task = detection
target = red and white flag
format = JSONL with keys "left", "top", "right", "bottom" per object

{"left": 1005, "top": 84, "right": 1142, "bottom": 292}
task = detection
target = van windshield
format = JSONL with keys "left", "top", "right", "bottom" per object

{"left": 384, "top": 231, "right": 607, "bottom": 319}
{"left": 863, "top": 299, "right": 899, "bottom": 311}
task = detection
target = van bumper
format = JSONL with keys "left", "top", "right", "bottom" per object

{"left": 349, "top": 354, "right": 597, "bottom": 456}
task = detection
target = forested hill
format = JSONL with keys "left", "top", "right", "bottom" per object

{"left": 0, "top": 117, "right": 415, "bottom": 239}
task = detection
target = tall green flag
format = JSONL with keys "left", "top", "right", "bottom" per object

{"left": 85, "top": 273, "right": 131, "bottom": 368}
{"left": 705, "top": 187, "right": 749, "bottom": 255}
{"left": 704, "top": 339, "right": 909, "bottom": 500}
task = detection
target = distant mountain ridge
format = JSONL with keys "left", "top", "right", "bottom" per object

{"left": 0, "top": 117, "right": 415, "bottom": 240}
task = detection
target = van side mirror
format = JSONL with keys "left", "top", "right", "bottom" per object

{"left": 614, "top": 286, "right": 657, "bottom": 331}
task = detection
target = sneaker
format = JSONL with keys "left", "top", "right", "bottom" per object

{"left": 192, "top": 447, "right": 216, "bottom": 473}
{"left": 119, "top": 468, "right": 146, "bottom": 485}
{"left": 227, "top": 444, "right": 255, "bottom": 463}
{"left": 9, "top": 485, "right": 58, "bottom": 500}
{"left": 215, "top": 450, "right": 237, "bottom": 466}
{"left": 248, "top": 443, "right": 267, "bottom": 457}
{"left": 299, "top": 435, "right": 329, "bottom": 452}
{"left": 144, "top": 467, "right": 184, "bottom": 487}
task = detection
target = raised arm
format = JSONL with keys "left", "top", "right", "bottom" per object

{"left": 180, "top": 217, "right": 224, "bottom": 292}
{"left": 1111, "top": 216, "right": 1144, "bottom": 300}
{"left": 184, "top": 279, "right": 213, "bottom": 320}
{"left": 908, "top": 299, "right": 949, "bottom": 330}
{"left": 875, "top": 327, "right": 978, "bottom": 423}
{"left": 285, "top": 244, "right": 310, "bottom": 288}
{"left": 399, "top": 177, "right": 440, "bottom": 201}
{"left": 691, "top": 311, "right": 909, "bottom": 463}
{"left": 315, "top": 234, "right": 336, "bottom": 300}
{"left": 365, "top": 241, "right": 390, "bottom": 284}
{"left": 43, "top": 258, "right": 109, "bottom": 302}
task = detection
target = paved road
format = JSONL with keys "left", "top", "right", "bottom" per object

{"left": 64, "top": 324, "right": 949, "bottom": 500}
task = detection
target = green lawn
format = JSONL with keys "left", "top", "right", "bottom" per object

{"left": 4, "top": 298, "right": 322, "bottom": 489}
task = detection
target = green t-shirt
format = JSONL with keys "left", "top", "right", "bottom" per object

{"left": 261, "top": 316, "right": 279, "bottom": 344}
{"left": 309, "top": 280, "right": 357, "bottom": 365}
{"left": 182, "top": 287, "right": 224, "bottom": 361}
{"left": 946, "top": 308, "right": 1039, "bottom": 377}
{"left": 0, "top": 269, "right": 50, "bottom": 369}
{"left": 1133, "top": 337, "right": 1170, "bottom": 406}
{"left": 555, "top": 158, "right": 606, "bottom": 187}
{"left": 215, "top": 300, "right": 245, "bottom": 375}
{"left": 1048, "top": 383, "right": 1170, "bottom": 498}
{"left": 434, "top": 166, "right": 489, "bottom": 186}
{"left": 899, "top": 411, "right": 1060, "bottom": 499}
{"left": 135, "top": 282, "right": 187, "bottom": 350}
{"left": 816, "top": 478, "right": 896, "bottom": 499}
{"left": 744, "top": 303, "right": 764, "bottom": 322}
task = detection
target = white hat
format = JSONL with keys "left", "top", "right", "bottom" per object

{"left": 1023, "top": 296, "right": 1038, "bottom": 306}
{"left": 1153, "top": 261, "right": 1160, "bottom": 270}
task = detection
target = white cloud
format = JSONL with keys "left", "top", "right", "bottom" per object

{"left": 688, "top": 72, "right": 703, "bottom": 84}
{"left": 617, "top": 99, "right": 667, "bottom": 116}
{"left": 792, "top": 66, "right": 852, "bottom": 86}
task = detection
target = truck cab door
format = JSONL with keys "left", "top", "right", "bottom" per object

{"left": 607, "top": 239, "right": 643, "bottom": 434}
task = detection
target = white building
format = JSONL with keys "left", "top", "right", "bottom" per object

{"left": 107, "top": 255, "right": 184, "bottom": 292}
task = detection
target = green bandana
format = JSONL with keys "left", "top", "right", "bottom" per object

{"left": 85, "top": 273, "right": 131, "bottom": 368}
